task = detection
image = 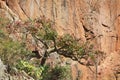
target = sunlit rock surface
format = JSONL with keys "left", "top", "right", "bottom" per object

{"left": 0, "top": 0, "right": 120, "bottom": 80}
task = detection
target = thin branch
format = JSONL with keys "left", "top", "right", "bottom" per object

{"left": 33, "top": 35, "right": 49, "bottom": 49}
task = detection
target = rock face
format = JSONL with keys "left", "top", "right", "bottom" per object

{"left": 0, "top": 59, "right": 6, "bottom": 79}
{"left": 1, "top": 0, "right": 120, "bottom": 54}
{"left": 0, "top": 0, "right": 120, "bottom": 80}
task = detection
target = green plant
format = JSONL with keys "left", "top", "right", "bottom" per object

{"left": 0, "top": 28, "right": 32, "bottom": 74}
{"left": 0, "top": 17, "right": 10, "bottom": 28}
{"left": 42, "top": 65, "right": 72, "bottom": 80}
{"left": 0, "top": 17, "right": 105, "bottom": 80}
{"left": 16, "top": 18, "right": 101, "bottom": 66}
{"left": 0, "top": 37, "right": 31, "bottom": 64}
{"left": 25, "top": 19, "right": 86, "bottom": 65}
{"left": 16, "top": 60, "right": 44, "bottom": 80}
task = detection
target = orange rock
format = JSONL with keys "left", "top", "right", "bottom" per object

{"left": 0, "top": 0, "right": 120, "bottom": 80}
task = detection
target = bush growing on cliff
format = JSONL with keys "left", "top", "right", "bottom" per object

{"left": 5, "top": 17, "right": 104, "bottom": 66}
{"left": 0, "top": 17, "right": 105, "bottom": 80}
{"left": 0, "top": 18, "right": 32, "bottom": 74}
{"left": 16, "top": 60, "right": 72, "bottom": 80}
{"left": 16, "top": 60, "right": 44, "bottom": 80}
{"left": 0, "top": 17, "right": 73, "bottom": 80}
{"left": 25, "top": 18, "right": 100, "bottom": 65}
{"left": 0, "top": 33, "right": 32, "bottom": 73}
{"left": 42, "top": 65, "right": 72, "bottom": 80}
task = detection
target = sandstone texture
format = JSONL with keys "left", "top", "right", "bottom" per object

{"left": 0, "top": 0, "right": 120, "bottom": 80}
{"left": 1, "top": 0, "right": 120, "bottom": 54}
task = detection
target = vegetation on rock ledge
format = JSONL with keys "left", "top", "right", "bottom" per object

{"left": 0, "top": 17, "right": 104, "bottom": 80}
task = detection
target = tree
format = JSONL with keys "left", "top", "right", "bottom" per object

{"left": 16, "top": 18, "right": 103, "bottom": 66}
{"left": 1, "top": 17, "right": 105, "bottom": 80}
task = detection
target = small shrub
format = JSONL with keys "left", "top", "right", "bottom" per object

{"left": 0, "top": 17, "right": 10, "bottom": 28}
{"left": 16, "top": 60, "right": 44, "bottom": 80}
{"left": 0, "top": 37, "right": 31, "bottom": 65}
{"left": 42, "top": 65, "right": 72, "bottom": 80}
{"left": 0, "top": 28, "right": 32, "bottom": 72}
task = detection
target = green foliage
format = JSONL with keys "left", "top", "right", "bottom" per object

{"left": 24, "top": 18, "right": 97, "bottom": 64}
{"left": 42, "top": 65, "right": 72, "bottom": 80}
{"left": 0, "top": 17, "right": 10, "bottom": 27}
{"left": 57, "top": 34, "right": 80, "bottom": 53}
{"left": 36, "top": 20, "right": 57, "bottom": 41}
{"left": 0, "top": 30, "right": 6, "bottom": 38}
{"left": 0, "top": 37, "right": 31, "bottom": 66}
{"left": 0, "top": 23, "right": 31, "bottom": 67}
{"left": 0, "top": 17, "right": 104, "bottom": 80}
{"left": 16, "top": 60, "right": 44, "bottom": 80}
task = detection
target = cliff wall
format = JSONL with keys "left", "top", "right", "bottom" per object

{"left": 0, "top": 0, "right": 120, "bottom": 80}
{"left": 1, "top": 0, "right": 120, "bottom": 54}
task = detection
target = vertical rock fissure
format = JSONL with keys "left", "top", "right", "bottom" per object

{"left": 72, "top": 0, "right": 78, "bottom": 37}
{"left": 51, "top": 0, "right": 56, "bottom": 22}
{"left": 19, "top": 4, "right": 29, "bottom": 19}
{"left": 2, "top": 1, "right": 18, "bottom": 21}
{"left": 43, "top": 0, "right": 47, "bottom": 16}
{"left": 35, "top": 0, "right": 44, "bottom": 15}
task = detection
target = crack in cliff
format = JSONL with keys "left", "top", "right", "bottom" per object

{"left": 61, "top": 0, "right": 66, "bottom": 8}
{"left": 102, "top": 23, "right": 110, "bottom": 28}
{"left": 83, "top": 25, "right": 94, "bottom": 34}
{"left": 19, "top": 4, "right": 29, "bottom": 19}
{"left": 2, "top": 1, "right": 18, "bottom": 21}
{"left": 34, "top": 0, "right": 44, "bottom": 15}
{"left": 51, "top": 0, "right": 57, "bottom": 22}
{"left": 82, "top": 25, "right": 95, "bottom": 41}
{"left": 43, "top": 0, "right": 47, "bottom": 16}
{"left": 6, "top": 0, "right": 9, "bottom": 7}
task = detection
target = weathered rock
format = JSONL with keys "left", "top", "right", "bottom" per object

{"left": 97, "top": 51, "right": 120, "bottom": 80}
{"left": 1, "top": 0, "right": 120, "bottom": 54}
{"left": 1, "top": 0, "right": 120, "bottom": 80}
{"left": 0, "top": 59, "right": 6, "bottom": 79}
